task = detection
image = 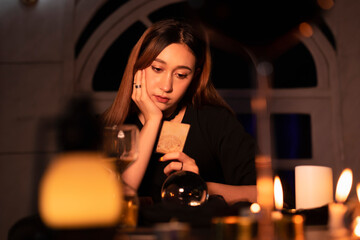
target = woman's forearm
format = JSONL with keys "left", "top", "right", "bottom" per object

{"left": 206, "top": 182, "right": 257, "bottom": 204}
{"left": 122, "top": 118, "right": 161, "bottom": 189}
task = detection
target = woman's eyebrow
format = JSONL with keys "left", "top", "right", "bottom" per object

{"left": 153, "top": 58, "right": 193, "bottom": 71}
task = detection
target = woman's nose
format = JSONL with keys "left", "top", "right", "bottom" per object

{"left": 160, "top": 74, "right": 173, "bottom": 92}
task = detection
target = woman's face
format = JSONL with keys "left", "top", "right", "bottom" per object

{"left": 144, "top": 43, "right": 196, "bottom": 117}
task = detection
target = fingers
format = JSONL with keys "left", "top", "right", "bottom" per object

{"left": 163, "top": 161, "right": 184, "bottom": 176}
{"left": 132, "top": 69, "right": 148, "bottom": 106}
{"left": 132, "top": 70, "right": 143, "bottom": 101}
{"left": 161, "top": 152, "right": 199, "bottom": 175}
{"left": 160, "top": 152, "right": 195, "bottom": 164}
{"left": 132, "top": 71, "right": 139, "bottom": 100}
{"left": 140, "top": 69, "right": 147, "bottom": 96}
{"left": 131, "top": 70, "right": 163, "bottom": 121}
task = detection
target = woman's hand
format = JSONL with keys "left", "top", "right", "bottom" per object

{"left": 160, "top": 152, "right": 199, "bottom": 176}
{"left": 132, "top": 70, "right": 162, "bottom": 122}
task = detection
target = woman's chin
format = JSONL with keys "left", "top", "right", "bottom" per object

{"left": 157, "top": 105, "right": 172, "bottom": 114}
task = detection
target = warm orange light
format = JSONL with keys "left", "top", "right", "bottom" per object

{"left": 274, "top": 176, "right": 284, "bottom": 210}
{"left": 250, "top": 203, "right": 261, "bottom": 214}
{"left": 292, "top": 215, "right": 304, "bottom": 224}
{"left": 39, "top": 152, "right": 123, "bottom": 228}
{"left": 257, "top": 176, "right": 274, "bottom": 208}
{"left": 354, "top": 216, "right": 360, "bottom": 237}
{"left": 299, "top": 22, "right": 313, "bottom": 38}
{"left": 251, "top": 97, "right": 267, "bottom": 112}
{"left": 357, "top": 183, "right": 360, "bottom": 202}
{"left": 335, "top": 168, "right": 353, "bottom": 203}
{"left": 256, "top": 155, "right": 274, "bottom": 210}
{"left": 317, "top": 0, "right": 334, "bottom": 10}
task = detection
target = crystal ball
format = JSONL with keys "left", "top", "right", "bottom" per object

{"left": 161, "top": 171, "right": 208, "bottom": 206}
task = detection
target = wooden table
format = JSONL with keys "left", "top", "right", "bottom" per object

{"left": 114, "top": 225, "right": 330, "bottom": 240}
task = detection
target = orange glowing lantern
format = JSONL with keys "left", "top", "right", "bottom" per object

{"left": 38, "top": 152, "right": 124, "bottom": 229}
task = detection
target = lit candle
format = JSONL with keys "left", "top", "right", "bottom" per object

{"left": 353, "top": 216, "right": 360, "bottom": 239}
{"left": 274, "top": 176, "right": 283, "bottom": 211}
{"left": 328, "top": 168, "right": 353, "bottom": 238}
{"left": 273, "top": 175, "right": 304, "bottom": 240}
{"left": 272, "top": 175, "right": 284, "bottom": 221}
{"left": 295, "top": 165, "right": 333, "bottom": 210}
{"left": 351, "top": 183, "right": 360, "bottom": 239}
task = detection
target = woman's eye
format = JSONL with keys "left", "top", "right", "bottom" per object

{"left": 151, "top": 66, "right": 162, "bottom": 73}
{"left": 176, "top": 73, "right": 188, "bottom": 79}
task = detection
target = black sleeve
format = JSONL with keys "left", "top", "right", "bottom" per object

{"left": 205, "top": 107, "right": 257, "bottom": 185}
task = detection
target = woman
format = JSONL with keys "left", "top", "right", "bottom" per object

{"left": 102, "top": 19, "right": 257, "bottom": 204}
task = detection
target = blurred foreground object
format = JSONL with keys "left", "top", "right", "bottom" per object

{"left": 38, "top": 96, "right": 124, "bottom": 228}
{"left": 38, "top": 152, "right": 123, "bottom": 228}
{"left": 255, "top": 155, "right": 274, "bottom": 240}
{"left": 102, "top": 124, "right": 140, "bottom": 229}
{"left": 102, "top": 124, "right": 139, "bottom": 173}
{"left": 155, "top": 221, "right": 190, "bottom": 240}
{"left": 57, "top": 96, "right": 102, "bottom": 152}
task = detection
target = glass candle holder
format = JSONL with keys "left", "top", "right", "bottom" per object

{"left": 212, "top": 216, "right": 258, "bottom": 240}
{"left": 272, "top": 212, "right": 305, "bottom": 240}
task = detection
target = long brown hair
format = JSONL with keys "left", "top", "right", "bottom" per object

{"left": 102, "top": 19, "right": 231, "bottom": 127}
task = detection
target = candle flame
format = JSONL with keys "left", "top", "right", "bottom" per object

{"left": 335, "top": 168, "right": 353, "bottom": 203}
{"left": 354, "top": 216, "right": 360, "bottom": 237}
{"left": 274, "top": 176, "right": 284, "bottom": 210}
{"left": 357, "top": 183, "right": 360, "bottom": 202}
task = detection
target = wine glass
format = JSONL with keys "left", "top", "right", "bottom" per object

{"left": 102, "top": 124, "right": 140, "bottom": 230}
{"left": 103, "top": 124, "right": 139, "bottom": 172}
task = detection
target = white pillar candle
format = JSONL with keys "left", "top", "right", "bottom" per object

{"left": 295, "top": 165, "right": 333, "bottom": 210}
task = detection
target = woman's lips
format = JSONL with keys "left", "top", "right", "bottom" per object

{"left": 155, "top": 95, "right": 170, "bottom": 103}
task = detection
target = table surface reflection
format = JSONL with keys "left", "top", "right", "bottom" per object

{"left": 113, "top": 225, "right": 329, "bottom": 240}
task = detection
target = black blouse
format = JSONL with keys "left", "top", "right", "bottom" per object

{"left": 126, "top": 105, "right": 256, "bottom": 203}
